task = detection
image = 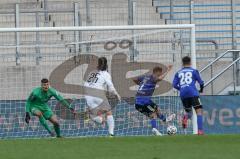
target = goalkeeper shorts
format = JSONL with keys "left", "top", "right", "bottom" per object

{"left": 31, "top": 107, "right": 54, "bottom": 119}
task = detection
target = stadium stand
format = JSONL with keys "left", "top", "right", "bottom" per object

{"left": 0, "top": 0, "right": 239, "bottom": 95}
{"left": 153, "top": 0, "right": 236, "bottom": 50}
{"left": 153, "top": 0, "right": 240, "bottom": 94}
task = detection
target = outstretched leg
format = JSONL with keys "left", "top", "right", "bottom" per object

{"left": 149, "top": 113, "right": 162, "bottom": 136}
{"left": 149, "top": 113, "right": 157, "bottom": 129}
{"left": 135, "top": 103, "right": 162, "bottom": 136}
{"left": 156, "top": 107, "right": 175, "bottom": 123}
{"left": 155, "top": 107, "right": 166, "bottom": 122}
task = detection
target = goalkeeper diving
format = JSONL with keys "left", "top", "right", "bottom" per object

{"left": 25, "top": 78, "right": 75, "bottom": 137}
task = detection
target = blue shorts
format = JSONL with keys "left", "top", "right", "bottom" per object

{"left": 135, "top": 96, "right": 152, "bottom": 105}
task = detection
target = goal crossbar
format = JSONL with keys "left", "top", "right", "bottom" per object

{"left": 0, "top": 24, "right": 195, "bottom": 32}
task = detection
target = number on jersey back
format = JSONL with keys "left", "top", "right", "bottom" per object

{"left": 179, "top": 71, "right": 193, "bottom": 86}
{"left": 173, "top": 67, "right": 204, "bottom": 99}
{"left": 87, "top": 72, "right": 100, "bottom": 84}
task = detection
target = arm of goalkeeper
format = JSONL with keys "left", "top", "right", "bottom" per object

{"left": 60, "top": 99, "right": 77, "bottom": 114}
{"left": 52, "top": 89, "right": 76, "bottom": 114}
{"left": 25, "top": 92, "right": 35, "bottom": 124}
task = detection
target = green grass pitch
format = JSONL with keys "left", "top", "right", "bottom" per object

{"left": 0, "top": 135, "right": 239, "bottom": 159}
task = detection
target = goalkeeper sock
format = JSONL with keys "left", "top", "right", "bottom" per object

{"left": 150, "top": 119, "right": 157, "bottom": 129}
{"left": 54, "top": 123, "right": 61, "bottom": 137}
{"left": 197, "top": 115, "right": 203, "bottom": 131}
{"left": 158, "top": 114, "right": 166, "bottom": 122}
{"left": 107, "top": 115, "right": 114, "bottom": 135}
{"left": 39, "top": 116, "right": 51, "bottom": 134}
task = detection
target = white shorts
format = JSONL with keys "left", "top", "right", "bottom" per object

{"left": 85, "top": 95, "right": 112, "bottom": 119}
{"left": 85, "top": 95, "right": 104, "bottom": 109}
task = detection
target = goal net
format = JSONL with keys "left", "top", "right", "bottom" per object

{"left": 0, "top": 25, "right": 196, "bottom": 138}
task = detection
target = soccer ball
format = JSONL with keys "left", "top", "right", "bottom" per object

{"left": 167, "top": 125, "right": 177, "bottom": 135}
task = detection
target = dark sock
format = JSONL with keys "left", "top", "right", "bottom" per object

{"left": 158, "top": 114, "right": 166, "bottom": 122}
{"left": 39, "top": 116, "right": 51, "bottom": 134}
{"left": 54, "top": 123, "right": 61, "bottom": 137}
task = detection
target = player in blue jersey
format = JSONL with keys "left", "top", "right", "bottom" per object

{"left": 172, "top": 56, "right": 204, "bottom": 135}
{"left": 133, "top": 65, "right": 176, "bottom": 136}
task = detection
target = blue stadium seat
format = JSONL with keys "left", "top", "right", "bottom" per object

{"left": 152, "top": 0, "right": 240, "bottom": 51}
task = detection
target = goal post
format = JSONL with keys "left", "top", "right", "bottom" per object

{"left": 0, "top": 24, "right": 198, "bottom": 138}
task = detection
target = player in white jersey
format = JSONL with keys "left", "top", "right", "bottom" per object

{"left": 84, "top": 57, "right": 121, "bottom": 136}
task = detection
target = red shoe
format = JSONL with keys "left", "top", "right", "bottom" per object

{"left": 182, "top": 115, "right": 188, "bottom": 129}
{"left": 198, "top": 130, "right": 204, "bottom": 135}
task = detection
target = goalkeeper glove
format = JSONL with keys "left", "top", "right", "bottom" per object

{"left": 25, "top": 112, "right": 31, "bottom": 124}
{"left": 70, "top": 107, "right": 77, "bottom": 118}
{"left": 199, "top": 84, "right": 204, "bottom": 93}
{"left": 69, "top": 106, "right": 76, "bottom": 114}
{"left": 70, "top": 107, "right": 75, "bottom": 113}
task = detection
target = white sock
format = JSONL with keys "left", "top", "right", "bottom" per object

{"left": 107, "top": 115, "right": 114, "bottom": 135}
{"left": 93, "top": 116, "right": 103, "bottom": 124}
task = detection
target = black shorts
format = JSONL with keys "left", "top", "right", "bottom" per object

{"left": 181, "top": 97, "right": 202, "bottom": 112}
{"left": 135, "top": 102, "right": 158, "bottom": 117}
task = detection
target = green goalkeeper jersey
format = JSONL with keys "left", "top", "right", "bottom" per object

{"left": 25, "top": 87, "right": 71, "bottom": 113}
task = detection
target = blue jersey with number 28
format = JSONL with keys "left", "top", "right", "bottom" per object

{"left": 172, "top": 67, "right": 204, "bottom": 99}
